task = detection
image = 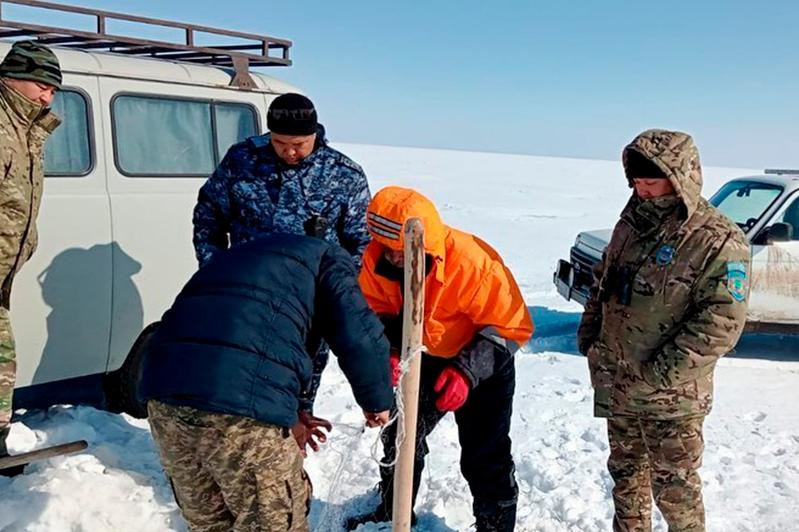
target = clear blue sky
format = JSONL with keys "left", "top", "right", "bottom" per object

{"left": 14, "top": 0, "right": 799, "bottom": 168}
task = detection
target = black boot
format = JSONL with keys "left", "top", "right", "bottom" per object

{"left": 475, "top": 503, "right": 516, "bottom": 532}
{"left": 0, "top": 426, "right": 25, "bottom": 478}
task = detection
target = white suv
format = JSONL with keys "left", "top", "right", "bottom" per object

{"left": 554, "top": 170, "right": 799, "bottom": 334}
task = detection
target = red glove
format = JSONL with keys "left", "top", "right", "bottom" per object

{"left": 434, "top": 367, "right": 470, "bottom": 412}
{"left": 390, "top": 349, "right": 401, "bottom": 387}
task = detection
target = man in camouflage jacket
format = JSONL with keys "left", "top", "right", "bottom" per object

{"left": 192, "top": 93, "right": 371, "bottom": 446}
{"left": 0, "top": 41, "right": 61, "bottom": 475}
{"left": 578, "top": 129, "right": 750, "bottom": 532}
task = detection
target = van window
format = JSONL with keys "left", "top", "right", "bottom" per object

{"left": 114, "top": 96, "right": 215, "bottom": 176}
{"left": 710, "top": 180, "right": 783, "bottom": 232}
{"left": 44, "top": 90, "right": 92, "bottom": 176}
{"left": 215, "top": 103, "right": 257, "bottom": 159}
{"left": 112, "top": 95, "right": 258, "bottom": 177}
{"left": 776, "top": 195, "right": 799, "bottom": 241}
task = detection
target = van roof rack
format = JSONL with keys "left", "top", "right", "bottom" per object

{"left": 764, "top": 169, "right": 799, "bottom": 175}
{"left": 0, "top": 0, "right": 292, "bottom": 89}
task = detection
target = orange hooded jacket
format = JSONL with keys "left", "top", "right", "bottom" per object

{"left": 358, "top": 186, "right": 534, "bottom": 358}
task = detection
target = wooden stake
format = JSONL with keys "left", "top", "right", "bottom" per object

{"left": 392, "top": 218, "right": 425, "bottom": 532}
{"left": 0, "top": 440, "right": 88, "bottom": 470}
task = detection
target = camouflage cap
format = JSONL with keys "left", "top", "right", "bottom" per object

{"left": 0, "top": 40, "right": 62, "bottom": 89}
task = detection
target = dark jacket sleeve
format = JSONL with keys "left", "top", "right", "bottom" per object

{"left": 338, "top": 166, "right": 372, "bottom": 267}
{"left": 316, "top": 245, "right": 393, "bottom": 413}
{"left": 577, "top": 251, "right": 607, "bottom": 355}
{"left": 451, "top": 328, "right": 517, "bottom": 388}
{"left": 192, "top": 151, "right": 237, "bottom": 267}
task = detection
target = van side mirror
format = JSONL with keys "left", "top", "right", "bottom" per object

{"left": 767, "top": 222, "right": 793, "bottom": 243}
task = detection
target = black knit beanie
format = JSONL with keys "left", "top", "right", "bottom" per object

{"left": 267, "top": 93, "right": 317, "bottom": 135}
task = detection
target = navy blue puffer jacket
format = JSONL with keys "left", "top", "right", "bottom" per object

{"left": 141, "top": 233, "right": 392, "bottom": 427}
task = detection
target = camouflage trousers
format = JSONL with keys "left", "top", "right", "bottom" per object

{"left": 607, "top": 415, "right": 705, "bottom": 532}
{"left": 0, "top": 307, "right": 16, "bottom": 432}
{"left": 148, "top": 400, "right": 311, "bottom": 532}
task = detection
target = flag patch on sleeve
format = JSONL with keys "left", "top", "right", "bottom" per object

{"left": 726, "top": 261, "right": 748, "bottom": 302}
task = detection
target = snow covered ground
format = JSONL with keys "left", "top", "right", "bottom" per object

{"left": 2, "top": 145, "right": 797, "bottom": 531}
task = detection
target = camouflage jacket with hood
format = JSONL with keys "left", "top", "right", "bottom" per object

{"left": 577, "top": 129, "right": 750, "bottom": 420}
{"left": 0, "top": 81, "right": 60, "bottom": 308}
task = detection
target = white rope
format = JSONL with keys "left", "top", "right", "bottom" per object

{"left": 372, "top": 344, "right": 426, "bottom": 468}
{"left": 312, "top": 423, "right": 365, "bottom": 532}
{"left": 312, "top": 344, "right": 426, "bottom": 531}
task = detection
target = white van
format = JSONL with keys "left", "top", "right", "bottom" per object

{"left": 2, "top": 41, "right": 300, "bottom": 415}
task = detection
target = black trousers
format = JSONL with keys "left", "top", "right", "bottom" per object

{"left": 378, "top": 354, "right": 518, "bottom": 518}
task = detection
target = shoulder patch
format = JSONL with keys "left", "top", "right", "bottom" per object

{"left": 656, "top": 244, "right": 676, "bottom": 266}
{"left": 726, "top": 261, "right": 748, "bottom": 302}
{"left": 324, "top": 147, "right": 364, "bottom": 174}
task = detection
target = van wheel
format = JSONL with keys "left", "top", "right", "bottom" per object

{"left": 104, "top": 322, "right": 160, "bottom": 419}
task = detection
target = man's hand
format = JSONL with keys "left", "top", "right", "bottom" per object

{"left": 291, "top": 411, "right": 333, "bottom": 457}
{"left": 363, "top": 410, "right": 390, "bottom": 427}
